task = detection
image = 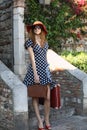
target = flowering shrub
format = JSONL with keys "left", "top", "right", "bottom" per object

{"left": 65, "top": 0, "right": 87, "bottom": 15}
{"left": 24, "top": 0, "right": 87, "bottom": 52}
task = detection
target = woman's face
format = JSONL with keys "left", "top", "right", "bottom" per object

{"left": 33, "top": 25, "right": 42, "bottom": 35}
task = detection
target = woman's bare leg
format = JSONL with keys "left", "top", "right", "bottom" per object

{"left": 44, "top": 85, "right": 51, "bottom": 126}
{"left": 32, "top": 97, "right": 44, "bottom": 128}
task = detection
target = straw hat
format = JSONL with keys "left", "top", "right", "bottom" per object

{"left": 26, "top": 21, "right": 47, "bottom": 35}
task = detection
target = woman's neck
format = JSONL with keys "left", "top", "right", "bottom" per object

{"left": 35, "top": 35, "right": 41, "bottom": 45}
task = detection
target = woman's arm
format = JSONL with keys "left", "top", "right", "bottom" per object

{"left": 27, "top": 47, "right": 40, "bottom": 83}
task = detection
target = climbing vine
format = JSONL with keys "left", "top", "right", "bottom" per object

{"left": 24, "top": 0, "right": 87, "bottom": 52}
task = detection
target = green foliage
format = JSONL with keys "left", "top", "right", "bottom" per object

{"left": 61, "top": 50, "right": 87, "bottom": 73}
{"left": 24, "top": 0, "right": 84, "bottom": 52}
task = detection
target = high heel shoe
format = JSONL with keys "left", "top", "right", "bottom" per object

{"left": 38, "top": 128, "right": 45, "bottom": 130}
{"left": 45, "top": 125, "right": 52, "bottom": 130}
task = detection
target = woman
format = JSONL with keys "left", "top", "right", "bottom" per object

{"left": 23, "top": 21, "right": 52, "bottom": 130}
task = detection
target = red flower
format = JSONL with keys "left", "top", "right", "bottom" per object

{"left": 77, "top": 32, "right": 82, "bottom": 39}
{"left": 78, "top": 0, "right": 85, "bottom": 6}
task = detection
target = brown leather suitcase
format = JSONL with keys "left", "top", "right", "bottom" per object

{"left": 39, "top": 84, "right": 61, "bottom": 109}
{"left": 50, "top": 84, "right": 61, "bottom": 109}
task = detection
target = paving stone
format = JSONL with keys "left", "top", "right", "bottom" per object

{"left": 29, "top": 116, "right": 87, "bottom": 130}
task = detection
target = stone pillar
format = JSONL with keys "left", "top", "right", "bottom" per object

{"left": 13, "top": 0, "right": 26, "bottom": 79}
{"left": 13, "top": 0, "right": 28, "bottom": 127}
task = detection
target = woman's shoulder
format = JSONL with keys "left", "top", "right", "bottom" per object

{"left": 24, "top": 39, "right": 33, "bottom": 49}
{"left": 26, "top": 38, "right": 33, "bottom": 44}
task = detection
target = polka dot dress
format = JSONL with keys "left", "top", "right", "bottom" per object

{"left": 23, "top": 39, "right": 54, "bottom": 88}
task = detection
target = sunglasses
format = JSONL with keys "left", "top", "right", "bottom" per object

{"left": 34, "top": 25, "right": 42, "bottom": 30}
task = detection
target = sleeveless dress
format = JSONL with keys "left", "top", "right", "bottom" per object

{"left": 23, "top": 39, "right": 54, "bottom": 89}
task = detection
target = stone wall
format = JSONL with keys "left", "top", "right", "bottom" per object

{"left": 0, "top": 0, "right": 13, "bottom": 70}
{"left": 61, "top": 36, "right": 87, "bottom": 52}
{"left": 47, "top": 49, "right": 87, "bottom": 115}
{"left": 52, "top": 70, "right": 83, "bottom": 114}
{"left": 0, "top": 60, "right": 28, "bottom": 130}
{"left": 0, "top": 78, "right": 14, "bottom": 130}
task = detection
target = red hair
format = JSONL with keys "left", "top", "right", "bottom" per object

{"left": 28, "top": 29, "right": 47, "bottom": 48}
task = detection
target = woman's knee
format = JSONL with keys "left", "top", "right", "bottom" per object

{"left": 45, "top": 97, "right": 50, "bottom": 102}
{"left": 32, "top": 97, "right": 39, "bottom": 103}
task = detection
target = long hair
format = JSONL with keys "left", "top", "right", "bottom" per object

{"left": 28, "top": 28, "right": 47, "bottom": 48}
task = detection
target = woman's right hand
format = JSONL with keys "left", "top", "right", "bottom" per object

{"left": 34, "top": 73, "right": 40, "bottom": 83}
